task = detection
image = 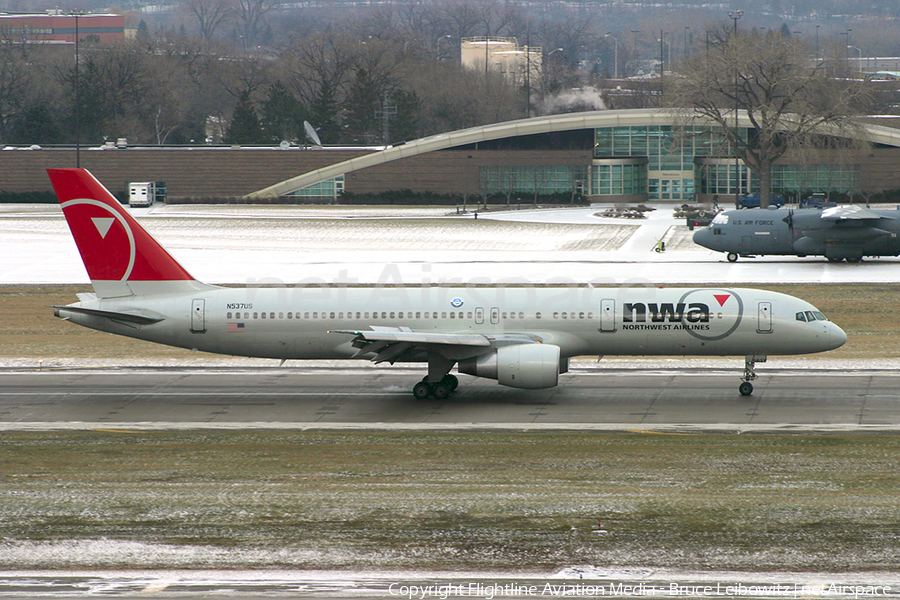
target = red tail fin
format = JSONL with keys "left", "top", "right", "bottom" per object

{"left": 48, "top": 168, "right": 205, "bottom": 298}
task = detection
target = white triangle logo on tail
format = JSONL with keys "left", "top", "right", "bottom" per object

{"left": 91, "top": 217, "right": 115, "bottom": 239}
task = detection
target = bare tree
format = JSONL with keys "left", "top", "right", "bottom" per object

{"left": 231, "top": 0, "right": 280, "bottom": 49}
{"left": 181, "top": 0, "right": 231, "bottom": 40}
{"left": 665, "top": 28, "right": 872, "bottom": 207}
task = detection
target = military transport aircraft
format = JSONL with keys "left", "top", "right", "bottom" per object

{"left": 49, "top": 169, "right": 846, "bottom": 397}
{"left": 693, "top": 205, "right": 900, "bottom": 263}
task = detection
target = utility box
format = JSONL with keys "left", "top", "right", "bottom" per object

{"left": 128, "top": 182, "right": 155, "bottom": 207}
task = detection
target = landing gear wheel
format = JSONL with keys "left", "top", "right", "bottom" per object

{"left": 442, "top": 374, "right": 459, "bottom": 391}
{"left": 432, "top": 382, "right": 451, "bottom": 400}
{"left": 739, "top": 381, "right": 753, "bottom": 396}
{"left": 827, "top": 257, "right": 843, "bottom": 263}
{"left": 846, "top": 257, "right": 862, "bottom": 263}
{"left": 727, "top": 253, "right": 739, "bottom": 263}
{"left": 412, "top": 381, "right": 431, "bottom": 400}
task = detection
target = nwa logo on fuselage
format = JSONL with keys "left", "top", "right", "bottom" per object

{"left": 620, "top": 291, "right": 743, "bottom": 342}
{"left": 623, "top": 302, "right": 710, "bottom": 323}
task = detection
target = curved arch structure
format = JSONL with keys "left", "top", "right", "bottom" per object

{"left": 247, "top": 108, "right": 900, "bottom": 198}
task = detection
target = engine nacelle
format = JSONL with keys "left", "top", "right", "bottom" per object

{"left": 458, "top": 343, "right": 562, "bottom": 389}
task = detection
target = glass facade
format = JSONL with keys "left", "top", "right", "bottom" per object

{"left": 593, "top": 124, "right": 861, "bottom": 201}
{"left": 289, "top": 175, "right": 344, "bottom": 199}
{"left": 480, "top": 165, "right": 588, "bottom": 196}
{"left": 593, "top": 124, "right": 747, "bottom": 201}
{"left": 772, "top": 164, "right": 860, "bottom": 195}
{"left": 591, "top": 161, "right": 648, "bottom": 196}
{"left": 594, "top": 125, "right": 742, "bottom": 170}
{"left": 697, "top": 161, "right": 753, "bottom": 196}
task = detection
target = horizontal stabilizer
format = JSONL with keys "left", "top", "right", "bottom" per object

{"left": 53, "top": 305, "right": 165, "bottom": 325}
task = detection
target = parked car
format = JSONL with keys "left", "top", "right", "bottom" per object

{"left": 737, "top": 192, "right": 785, "bottom": 209}
{"left": 799, "top": 193, "right": 836, "bottom": 209}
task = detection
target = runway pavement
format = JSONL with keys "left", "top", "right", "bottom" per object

{"left": 2, "top": 365, "right": 897, "bottom": 431}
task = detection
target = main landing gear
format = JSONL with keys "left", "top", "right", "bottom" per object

{"left": 739, "top": 354, "right": 765, "bottom": 396}
{"left": 413, "top": 374, "right": 459, "bottom": 399}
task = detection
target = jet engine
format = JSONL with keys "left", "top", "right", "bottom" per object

{"left": 458, "top": 343, "right": 564, "bottom": 389}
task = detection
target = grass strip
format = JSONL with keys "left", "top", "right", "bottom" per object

{"left": 1, "top": 430, "right": 898, "bottom": 571}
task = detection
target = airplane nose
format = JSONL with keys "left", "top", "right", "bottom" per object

{"left": 829, "top": 322, "right": 848, "bottom": 350}
{"left": 692, "top": 228, "right": 711, "bottom": 248}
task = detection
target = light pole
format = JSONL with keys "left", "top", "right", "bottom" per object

{"left": 72, "top": 8, "right": 84, "bottom": 168}
{"left": 727, "top": 10, "right": 743, "bottom": 204}
{"left": 848, "top": 45, "right": 863, "bottom": 75}
{"left": 605, "top": 33, "right": 618, "bottom": 79}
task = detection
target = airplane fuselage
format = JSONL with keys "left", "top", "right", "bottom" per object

{"left": 57, "top": 285, "right": 844, "bottom": 361}
{"left": 693, "top": 207, "right": 900, "bottom": 262}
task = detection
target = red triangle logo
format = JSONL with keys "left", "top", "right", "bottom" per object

{"left": 714, "top": 294, "right": 731, "bottom": 307}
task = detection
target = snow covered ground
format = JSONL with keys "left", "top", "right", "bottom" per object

{"left": 3, "top": 203, "right": 899, "bottom": 286}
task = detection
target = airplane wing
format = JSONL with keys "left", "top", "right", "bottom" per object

{"left": 820, "top": 205, "right": 896, "bottom": 222}
{"left": 330, "top": 326, "right": 491, "bottom": 347}
{"left": 330, "top": 326, "right": 540, "bottom": 363}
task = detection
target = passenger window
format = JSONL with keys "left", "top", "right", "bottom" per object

{"left": 261, "top": 312, "right": 267, "bottom": 319}
{"left": 536, "top": 312, "right": 542, "bottom": 319}
{"left": 441, "top": 312, "right": 446, "bottom": 319}
{"left": 253, "top": 312, "right": 258, "bottom": 319}
{"left": 459, "top": 312, "right": 464, "bottom": 319}
{"left": 553, "top": 312, "right": 559, "bottom": 319}
{"left": 424, "top": 312, "right": 429, "bottom": 319}
{"left": 467, "top": 312, "right": 472, "bottom": 319}
{"left": 416, "top": 312, "right": 421, "bottom": 318}
{"left": 330, "top": 312, "right": 335, "bottom": 319}
{"left": 579, "top": 312, "right": 585, "bottom": 319}
{"left": 450, "top": 312, "right": 456, "bottom": 319}
{"left": 433, "top": 312, "right": 438, "bottom": 319}
{"left": 227, "top": 312, "right": 232, "bottom": 319}
{"left": 304, "top": 312, "right": 309, "bottom": 319}
{"left": 279, "top": 312, "right": 284, "bottom": 319}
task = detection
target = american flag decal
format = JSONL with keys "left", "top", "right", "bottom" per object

{"left": 227, "top": 322, "right": 245, "bottom": 333}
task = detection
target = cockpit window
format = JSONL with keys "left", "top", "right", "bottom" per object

{"left": 797, "top": 311, "right": 829, "bottom": 323}
{"left": 711, "top": 213, "right": 729, "bottom": 225}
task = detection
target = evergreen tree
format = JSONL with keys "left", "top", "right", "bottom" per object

{"left": 308, "top": 82, "right": 339, "bottom": 144}
{"left": 342, "top": 68, "right": 379, "bottom": 144}
{"left": 260, "top": 81, "right": 308, "bottom": 143}
{"left": 9, "top": 102, "right": 61, "bottom": 144}
{"left": 224, "top": 91, "right": 263, "bottom": 143}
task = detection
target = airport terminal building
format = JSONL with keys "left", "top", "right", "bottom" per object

{"left": 3, "top": 109, "right": 900, "bottom": 202}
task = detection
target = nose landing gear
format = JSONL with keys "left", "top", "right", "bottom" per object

{"left": 740, "top": 354, "right": 765, "bottom": 396}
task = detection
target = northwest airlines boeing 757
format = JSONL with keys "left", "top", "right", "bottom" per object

{"left": 49, "top": 169, "right": 846, "bottom": 397}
